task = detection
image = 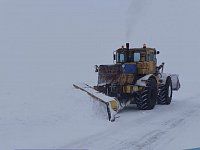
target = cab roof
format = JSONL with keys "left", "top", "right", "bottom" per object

{"left": 116, "top": 48, "right": 156, "bottom": 53}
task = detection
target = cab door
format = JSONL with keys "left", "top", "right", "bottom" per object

{"left": 147, "top": 51, "right": 157, "bottom": 74}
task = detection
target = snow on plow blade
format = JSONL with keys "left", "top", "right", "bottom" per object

{"left": 73, "top": 83, "right": 121, "bottom": 121}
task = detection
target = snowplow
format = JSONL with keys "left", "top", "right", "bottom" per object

{"left": 73, "top": 43, "right": 180, "bottom": 121}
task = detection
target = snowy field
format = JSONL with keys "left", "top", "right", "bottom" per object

{"left": 0, "top": 0, "right": 200, "bottom": 150}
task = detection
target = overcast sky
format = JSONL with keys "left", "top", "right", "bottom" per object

{"left": 0, "top": 0, "right": 200, "bottom": 85}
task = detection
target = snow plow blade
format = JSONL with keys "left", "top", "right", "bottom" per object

{"left": 73, "top": 83, "right": 122, "bottom": 121}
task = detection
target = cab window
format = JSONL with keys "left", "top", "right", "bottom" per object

{"left": 130, "top": 52, "right": 141, "bottom": 62}
{"left": 117, "top": 53, "right": 126, "bottom": 63}
{"left": 147, "top": 53, "right": 156, "bottom": 61}
{"left": 134, "top": 53, "right": 141, "bottom": 62}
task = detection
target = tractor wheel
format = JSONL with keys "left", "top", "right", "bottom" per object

{"left": 136, "top": 77, "right": 157, "bottom": 110}
{"left": 157, "top": 77, "right": 172, "bottom": 105}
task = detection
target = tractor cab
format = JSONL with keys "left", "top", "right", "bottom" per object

{"left": 114, "top": 43, "right": 160, "bottom": 75}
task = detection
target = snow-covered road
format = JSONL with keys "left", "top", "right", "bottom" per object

{"left": 63, "top": 83, "right": 200, "bottom": 150}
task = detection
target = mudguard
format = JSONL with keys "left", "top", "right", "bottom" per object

{"left": 135, "top": 73, "right": 180, "bottom": 91}
{"left": 135, "top": 74, "right": 154, "bottom": 87}
{"left": 170, "top": 74, "right": 181, "bottom": 91}
{"left": 159, "top": 73, "right": 180, "bottom": 91}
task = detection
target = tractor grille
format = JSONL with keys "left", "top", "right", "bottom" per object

{"left": 98, "top": 65, "right": 122, "bottom": 85}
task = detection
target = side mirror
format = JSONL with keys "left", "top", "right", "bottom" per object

{"left": 156, "top": 51, "right": 160, "bottom": 54}
{"left": 113, "top": 54, "right": 116, "bottom": 60}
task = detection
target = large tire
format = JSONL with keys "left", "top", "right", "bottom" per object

{"left": 157, "top": 77, "right": 172, "bottom": 105}
{"left": 136, "top": 77, "right": 157, "bottom": 110}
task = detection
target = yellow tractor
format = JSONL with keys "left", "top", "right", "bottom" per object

{"left": 74, "top": 43, "right": 180, "bottom": 121}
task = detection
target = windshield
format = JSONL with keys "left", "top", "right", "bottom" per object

{"left": 133, "top": 53, "right": 141, "bottom": 62}
{"left": 116, "top": 52, "right": 141, "bottom": 63}
{"left": 130, "top": 52, "right": 141, "bottom": 62}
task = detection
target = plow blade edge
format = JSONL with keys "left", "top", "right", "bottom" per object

{"left": 73, "top": 83, "right": 121, "bottom": 121}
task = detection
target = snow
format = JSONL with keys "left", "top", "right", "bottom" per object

{"left": 0, "top": 0, "right": 200, "bottom": 150}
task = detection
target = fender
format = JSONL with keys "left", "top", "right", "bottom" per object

{"left": 170, "top": 74, "right": 181, "bottom": 91}
{"left": 159, "top": 73, "right": 180, "bottom": 91}
{"left": 135, "top": 74, "right": 156, "bottom": 87}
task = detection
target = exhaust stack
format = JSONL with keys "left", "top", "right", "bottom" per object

{"left": 126, "top": 43, "right": 129, "bottom": 50}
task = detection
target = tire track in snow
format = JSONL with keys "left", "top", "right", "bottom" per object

{"left": 119, "top": 102, "right": 200, "bottom": 150}
{"left": 63, "top": 94, "right": 200, "bottom": 150}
